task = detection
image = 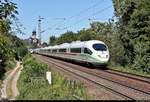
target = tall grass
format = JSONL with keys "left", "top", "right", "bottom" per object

{"left": 17, "top": 54, "right": 91, "bottom": 100}
{"left": 4, "top": 58, "right": 16, "bottom": 72}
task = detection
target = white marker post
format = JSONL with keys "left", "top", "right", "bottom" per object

{"left": 46, "top": 72, "right": 52, "bottom": 84}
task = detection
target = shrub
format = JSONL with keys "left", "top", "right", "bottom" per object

{"left": 17, "top": 55, "right": 90, "bottom": 100}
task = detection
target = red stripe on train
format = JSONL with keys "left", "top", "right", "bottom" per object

{"left": 46, "top": 52, "right": 77, "bottom": 56}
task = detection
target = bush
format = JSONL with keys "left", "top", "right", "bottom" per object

{"left": 17, "top": 55, "right": 90, "bottom": 100}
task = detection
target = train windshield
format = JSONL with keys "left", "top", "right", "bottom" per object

{"left": 93, "top": 43, "right": 107, "bottom": 51}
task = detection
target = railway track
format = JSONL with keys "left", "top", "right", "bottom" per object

{"left": 104, "top": 69, "right": 150, "bottom": 84}
{"left": 39, "top": 54, "right": 150, "bottom": 91}
{"left": 34, "top": 54, "right": 150, "bottom": 100}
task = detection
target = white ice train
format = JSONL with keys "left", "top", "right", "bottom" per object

{"left": 34, "top": 40, "right": 110, "bottom": 66}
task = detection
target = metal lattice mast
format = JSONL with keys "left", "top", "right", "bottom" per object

{"left": 38, "top": 16, "right": 41, "bottom": 45}
{"left": 38, "top": 16, "right": 44, "bottom": 45}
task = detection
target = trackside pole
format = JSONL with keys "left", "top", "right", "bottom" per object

{"left": 46, "top": 72, "right": 52, "bottom": 84}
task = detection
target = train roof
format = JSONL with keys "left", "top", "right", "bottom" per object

{"left": 70, "top": 40, "right": 104, "bottom": 48}
{"left": 37, "top": 40, "right": 105, "bottom": 50}
{"left": 59, "top": 43, "right": 70, "bottom": 48}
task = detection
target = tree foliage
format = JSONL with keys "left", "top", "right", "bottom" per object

{"left": 49, "top": 35, "right": 57, "bottom": 46}
{"left": 0, "top": 0, "right": 28, "bottom": 79}
{"left": 112, "top": 0, "right": 150, "bottom": 73}
{"left": 0, "top": 0, "right": 18, "bottom": 19}
{"left": 0, "top": 34, "right": 12, "bottom": 60}
{"left": 49, "top": 23, "right": 112, "bottom": 46}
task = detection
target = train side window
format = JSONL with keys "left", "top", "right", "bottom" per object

{"left": 59, "top": 49, "right": 66, "bottom": 53}
{"left": 71, "top": 48, "right": 81, "bottom": 53}
{"left": 52, "top": 49, "right": 57, "bottom": 53}
{"left": 84, "top": 48, "right": 93, "bottom": 55}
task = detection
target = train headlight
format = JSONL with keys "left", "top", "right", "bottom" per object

{"left": 98, "top": 55, "right": 101, "bottom": 58}
{"left": 98, "top": 55, "right": 108, "bottom": 58}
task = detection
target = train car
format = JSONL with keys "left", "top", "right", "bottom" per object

{"left": 36, "top": 40, "right": 110, "bottom": 66}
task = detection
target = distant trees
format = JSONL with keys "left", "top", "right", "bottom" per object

{"left": 42, "top": 42, "right": 48, "bottom": 47}
{"left": 49, "top": 35, "right": 57, "bottom": 46}
{"left": 9, "top": 34, "right": 28, "bottom": 60}
{"left": 57, "top": 31, "right": 77, "bottom": 44}
{"left": 76, "top": 28, "right": 95, "bottom": 41}
{"left": 49, "top": 22, "right": 112, "bottom": 45}
{"left": 49, "top": 31, "right": 77, "bottom": 45}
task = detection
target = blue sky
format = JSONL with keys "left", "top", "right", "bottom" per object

{"left": 13, "top": 0, "right": 114, "bottom": 43}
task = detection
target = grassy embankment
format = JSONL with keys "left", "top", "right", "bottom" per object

{"left": 17, "top": 54, "right": 91, "bottom": 100}
{"left": 108, "top": 62, "right": 150, "bottom": 77}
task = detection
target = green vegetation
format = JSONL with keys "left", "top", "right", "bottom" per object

{"left": 0, "top": 32, "right": 28, "bottom": 79}
{"left": 17, "top": 54, "right": 91, "bottom": 100}
{"left": 0, "top": 0, "right": 28, "bottom": 80}
{"left": 112, "top": 0, "right": 150, "bottom": 73}
{"left": 108, "top": 62, "right": 150, "bottom": 77}
{"left": 49, "top": 22, "right": 112, "bottom": 46}
{"left": 4, "top": 58, "right": 16, "bottom": 72}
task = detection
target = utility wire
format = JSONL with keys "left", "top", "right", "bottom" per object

{"left": 65, "top": 5, "right": 112, "bottom": 29}
{"left": 48, "top": 1, "right": 112, "bottom": 36}
{"left": 55, "top": 0, "right": 105, "bottom": 29}
{"left": 41, "top": 18, "right": 66, "bottom": 33}
{"left": 66, "top": 0, "right": 105, "bottom": 21}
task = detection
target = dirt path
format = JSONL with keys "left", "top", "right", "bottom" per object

{"left": 0, "top": 61, "right": 23, "bottom": 100}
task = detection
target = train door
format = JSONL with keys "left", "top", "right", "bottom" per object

{"left": 84, "top": 48, "right": 93, "bottom": 61}
{"left": 82, "top": 48, "right": 88, "bottom": 61}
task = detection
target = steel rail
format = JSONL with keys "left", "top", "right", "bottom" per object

{"left": 42, "top": 53, "right": 150, "bottom": 84}
{"left": 38, "top": 55, "right": 135, "bottom": 100}
{"left": 110, "top": 69, "right": 150, "bottom": 79}
{"left": 35, "top": 54, "right": 150, "bottom": 100}
{"left": 45, "top": 55, "right": 150, "bottom": 96}
{"left": 103, "top": 70, "right": 150, "bottom": 84}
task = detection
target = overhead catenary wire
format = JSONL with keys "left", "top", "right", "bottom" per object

{"left": 41, "top": 18, "right": 66, "bottom": 33}
{"left": 65, "top": 0, "right": 105, "bottom": 22}
{"left": 65, "top": 5, "right": 113, "bottom": 29}
{"left": 48, "top": 1, "right": 113, "bottom": 38}
{"left": 55, "top": 0, "right": 105, "bottom": 30}
{"left": 45, "top": 0, "right": 107, "bottom": 38}
{"left": 52, "top": 5, "right": 113, "bottom": 38}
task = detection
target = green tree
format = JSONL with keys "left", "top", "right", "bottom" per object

{"left": 0, "top": 0, "right": 18, "bottom": 34}
{"left": 42, "top": 42, "right": 48, "bottom": 47}
{"left": 55, "top": 31, "right": 77, "bottom": 45}
{"left": 0, "top": 0, "right": 29, "bottom": 79}
{"left": 90, "top": 22, "right": 107, "bottom": 37}
{"left": 0, "top": 0, "right": 19, "bottom": 60}
{"left": 8, "top": 34, "right": 28, "bottom": 60}
{"left": 112, "top": 0, "right": 150, "bottom": 73}
{"left": 0, "top": 34, "right": 12, "bottom": 78}
{"left": 49, "top": 35, "right": 57, "bottom": 46}
{"left": 77, "top": 28, "right": 95, "bottom": 41}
